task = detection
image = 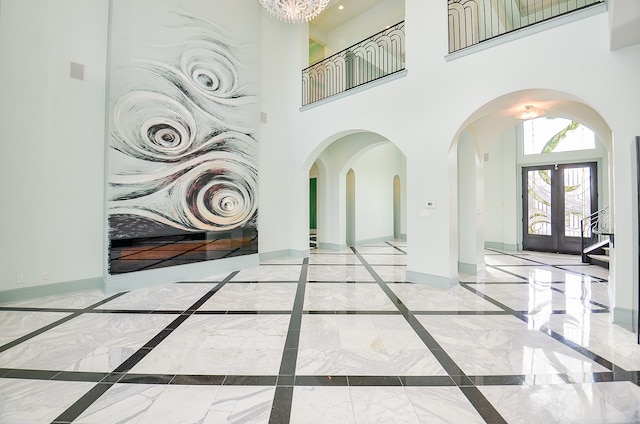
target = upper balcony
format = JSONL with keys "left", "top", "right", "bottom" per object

{"left": 302, "top": 21, "right": 406, "bottom": 107}
{"left": 448, "top": 0, "right": 605, "bottom": 53}
{"left": 301, "top": 0, "right": 605, "bottom": 107}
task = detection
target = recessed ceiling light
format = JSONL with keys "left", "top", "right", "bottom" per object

{"left": 338, "top": 4, "right": 344, "bottom": 10}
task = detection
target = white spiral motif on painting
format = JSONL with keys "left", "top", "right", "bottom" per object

{"left": 111, "top": 151, "right": 257, "bottom": 231}
{"left": 174, "top": 156, "right": 257, "bottom": 230}
{"left": 112, "top": 91, "right": 197, "bottom": 161}
{"left": 181, "top": 45, "right": 239, "bottom": 101}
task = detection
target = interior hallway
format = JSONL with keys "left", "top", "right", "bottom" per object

{"left": 1, "top": 243, "right": 639, "bottom": 423}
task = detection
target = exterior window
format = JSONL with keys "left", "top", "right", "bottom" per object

{"left": 523, "top": 117, "right": 595, "bottom": 155}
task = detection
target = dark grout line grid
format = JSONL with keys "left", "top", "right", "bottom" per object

{"left": 0, "top": 243, "right": 638, "bottom": 423}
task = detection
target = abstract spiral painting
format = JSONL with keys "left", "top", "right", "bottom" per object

{"left": 107, "top": 0, "right": 259, "bottom": 274}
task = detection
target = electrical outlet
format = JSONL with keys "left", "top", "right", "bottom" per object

{"left": 42, "top": 272, "right": 49, "bottom": 280}
{"left": 16, "top": 274, "right": 24, "bottom": 284}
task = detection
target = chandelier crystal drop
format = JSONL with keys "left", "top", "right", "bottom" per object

{"left": 258, "top": 0, "right": 330, "bottom": 23}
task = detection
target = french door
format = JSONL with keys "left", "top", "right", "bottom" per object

{"left": 522, "top": 162, "right": 597, "bottom": 254}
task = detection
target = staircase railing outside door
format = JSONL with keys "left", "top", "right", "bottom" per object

{"left": 580, "top": 206, "right": 614, "bottom": 262}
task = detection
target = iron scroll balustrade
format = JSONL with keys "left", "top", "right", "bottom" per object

{"left": 448, "top": 0, "right": 604, "bottom": 53}
{"left": 302, "top": 21, "right": 405, "bottom": 106}
{"left": 580, "top": 206, "right": 613, "bottom": 263}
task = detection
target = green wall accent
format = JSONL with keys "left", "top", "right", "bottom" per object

{"left": 310, "top": 178, "right": 317, "bottom": 230}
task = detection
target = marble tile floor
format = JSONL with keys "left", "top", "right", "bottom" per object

{"left": 1, "top": 243, "right": 639, "bottom": 423}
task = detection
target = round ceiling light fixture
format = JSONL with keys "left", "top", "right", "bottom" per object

{"left": 258, "top": 0, "right": 331, "bottom": 23}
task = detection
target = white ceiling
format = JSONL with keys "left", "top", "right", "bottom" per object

{"left": 310, "top": 0, "right": 389, "bottom": 33}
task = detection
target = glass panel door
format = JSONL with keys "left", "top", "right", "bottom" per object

{"left": 523, "top": 163, "right": 597, "bottom": 254}
{"left": 523, "top": 166, "right": 555, "bottom": 252}
{"left": 564, "top": 166, "right": 591, "bottom": 237}
{"left": 527, "top": 168, "right": 552, "bottom": 236}
{"left": 559, "top": 164, "right": 596, "bottom": 253}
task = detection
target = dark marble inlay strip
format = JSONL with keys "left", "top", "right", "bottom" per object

{"left": 485, "top": 264, "right": 530, "bottom": 282}
{"left": 307, "top": 280, "right": 377, "bottom": 284}
{"left": 537, "top": 326, "right": 614, "bottom": 370}
{"left": 0, "top": 313, "right": 82, "bottom": 354}
{"left": 551, "top": 265, "right": 609, "bottom": 282}
{"left": 87, "top": 309, "right": 184, "bottom": 314}
{"left": 194, "top": 310, "right": 293, "bottom": 315}
{"left": 294, "top": 375, "right": 347, "bottom": 386}
{"left": 269, "top": 257, "right": 308, "bottom": 424}
{"left": 302, "top": 310, "right": 401, "bottom": 315}
{"left": 268, "top": 386, "right": 293, "bottom": 424}
{"left": 410, "top": 310, "right": 514, "bottom": 316}
{"left": 463, "top": 280, "right": 562, "bottom": 285}
{"left": 461, "top": 275, "right": 633, "bottom": 378}
{"left": 399, "top": 375, "right": 455, "bottom": 386}
{"left": 0, "top": 293, "right": 128, "bottom": 353}
{"left": 51, "top": 273, "right": 238, "bottom": 424}
{"left": 51, "top": 383, "right": 113, "bottom": 424}
{"left": 486, "top": 248, "right": 609, "bottom": 282}
{"left": 0, "top": 307, "right": 86, "bottom": 313}
{"left": 385, "top": 241, "right": 407, "bottom": 254}
{"left": 352, "top": 247, "right": 508, "bottom": 423}
{"left": 171, "top": 374, "right": 226, "bottom": 385}
{"left": 224, "top": 375, "right": 278, "bottom": 386}
{"left": 459, "top": 386, "right": 508, "bottom": 424}
{"left": 347, "top": 375, "right": 402, "bottom": 386}
{"left": 459, "top": 283, "right": 519, "bottom": 315}
{"left": 549, "top": 286, "right": 610, "bottom": 310}
{"left": 468, "top": 375, "right": 525, "bottom": 386}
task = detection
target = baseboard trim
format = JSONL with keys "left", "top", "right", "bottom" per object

{"left": 613, "top": 307, "right": 637, "bottom": 331}
{"left": 259, "top": 249, "right": 310, "bottom": 261}
{"left": 459, "top": 262, "right": 478, "bottom": 275}
{"left": 318, "top": 242, "right": 349, "bottom": 251}
{"left": 0, "top": 277, "right": 104, "bottom": 305}
{"left": 484, "top": 242, "right": 519, "bottom": 252}
{"left": 405, "top": 270, "right": 459, "bottom": 289}
{"left": 356, "top": 236, "right": 394, "bottom": 246}
{"left": 104, "top": 254, "right": 259, "bottom": 294}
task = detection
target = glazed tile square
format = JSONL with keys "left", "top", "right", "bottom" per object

{"left": 76, "top": 383, "right": 275, "bottom": 424}
{"left": 96, "top": 283, "right": 214, "bottom": 310}
{"left": 389, "top": 284, "right": 502, "bottom": 311}
{"left": 307, "top": 265, "right": 375, "bottom": 282}
{"left": 0, "top": 378, "right": 95, "bottom": 423}
{"left": 0, "top": 311, "right": 72, "bottom": 346}
{"left": 0, "top": 313, "right": 176, "bottom": 372}
{"left": 303, "top": 283, "right": 397, "bottom": 311}
{"left": 130, "top": 314, "right": 289, "bottom": 375}
{"left": 480, "top": 382, "right": 640, "bottom": 424}
{"left": 199, "top": 282, "right": 297, "bottom": 311}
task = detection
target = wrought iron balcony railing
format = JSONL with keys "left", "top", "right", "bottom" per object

{"left": 302, "top": 21, "right": 405, "bottom": 106}
{"left": 448, "top": 0, "right": 604, "bottom": 53}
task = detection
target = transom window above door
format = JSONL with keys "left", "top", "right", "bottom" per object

{"left": 523, "top": 117, "right": 596, "bottom": 155}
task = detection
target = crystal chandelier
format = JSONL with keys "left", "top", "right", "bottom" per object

{"left": 258, "top": 0, "right": 331, "bottom": 23}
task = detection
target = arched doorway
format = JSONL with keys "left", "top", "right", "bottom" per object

{"left": 302, "top": 131, "right": 407, "bottom": 251}
{"left": 452, "top": 89, "right": 612, "bottom": 274}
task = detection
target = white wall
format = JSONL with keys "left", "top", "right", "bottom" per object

{"left": 484, "top": 128, "right": 519, "bottom": 249}
{"left": 351, "top": 143, "right": 406, "bottom": 244}
{"left": 0, "top": 0, "right": 108, "bottom": 292}
{"left": 458, "top": 131, "right": 485, "bottom": 273}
